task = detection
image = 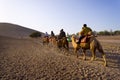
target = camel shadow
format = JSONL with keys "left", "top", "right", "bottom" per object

{"left": 69, "top": 47, "right": 120, "bottom": 69}
{"left": 81, "top": 50, "right": 120, "bottom": 69}
{"left": 105, "top": 52, "right": 120, "bottom": 69}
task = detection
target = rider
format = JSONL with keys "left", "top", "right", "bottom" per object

{"left": 51, "top": 31, "right": 55, "bottom": 37}
{"left": 77, "top": 24, "right": 92, "bottom": 44}
{"left": 58, "top": 29, "right": 66, "bottom": 39}
{"left": 45, "top": 32, "right": 49, "bottom": 37}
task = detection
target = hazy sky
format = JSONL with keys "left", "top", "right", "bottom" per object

{"left": 0, "top": 0, "right": 120, "bottom": 34}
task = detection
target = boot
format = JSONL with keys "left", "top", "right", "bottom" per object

{"left": 76, "top": 40, "right": 80, "bottom": 44}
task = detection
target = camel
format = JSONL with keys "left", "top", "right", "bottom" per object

{"left": 42, "top": 37, "right": 49, "bottom": 45}
{"left": 49, "top": 36, "right": 57, "bottom": 47}
{"left": 71, "top": 34, "right": 107, "bottom": 66}
{"left": 56, "top": 37, "right": 69, "bottom": 50}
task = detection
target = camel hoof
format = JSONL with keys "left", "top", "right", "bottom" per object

{"left": 104, "top": 63, "right": 108, "bottom": 67}
{"left": 90, "top": 59, "right": 94, "bottom": 61}
{"left": 83, "top": 57, "right": 86, "bottom": 60}
{"left": 90, "top": 57, "right": 95, "bottom": 61}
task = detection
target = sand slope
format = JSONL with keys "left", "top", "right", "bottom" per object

{"left": 0, "top": 23, "right": 43, "bottom": 38}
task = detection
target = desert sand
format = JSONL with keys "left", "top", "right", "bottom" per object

{"left": 0, "top": 35, "right": 120, "bottom": 80}
{"left": 0, "top": 23, "right": 120, "bottom": 80}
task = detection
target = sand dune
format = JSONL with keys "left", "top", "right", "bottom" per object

{"left": 0, "top": 23, "right": 43, "bottom": 38}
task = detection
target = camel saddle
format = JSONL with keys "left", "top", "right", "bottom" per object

{"left": 81, "top": 36, "right": 90, "bottom": 43}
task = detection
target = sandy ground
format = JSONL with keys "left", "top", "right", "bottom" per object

{"left": 0, "top": 36, "right": 120, "bottom": 80}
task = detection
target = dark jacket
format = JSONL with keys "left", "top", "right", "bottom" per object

{"left": 51, "top": 31, "right": 55, "bottom": 37}
{"left": 58, "top": 30, "right": 66, "bottom": 39}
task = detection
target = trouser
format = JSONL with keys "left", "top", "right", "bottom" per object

{"left": 77, "top": 35, "right": 85, "bottom": 44}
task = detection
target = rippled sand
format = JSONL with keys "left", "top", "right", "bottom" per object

{"left": 0, "top": 36, "right": 120, "bottom": 80}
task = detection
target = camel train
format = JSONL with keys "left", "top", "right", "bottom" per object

{"left": 42, "top": 31, "right": 107, "bottom": 67}
{"left": 43, "top": 36, "right": 69, "bottom": 50}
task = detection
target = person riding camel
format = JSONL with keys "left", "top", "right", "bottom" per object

{"left": 51, "top": 31, "right": 55, "bottom": 37}
{"left": 45, "top": 32, "right": 49, "bottom": 37}
{"left": 77, "top": 24, "right": 92, "bottom": 44}
{"left": 58, "top": 29, "right": 66, "bottom": 39}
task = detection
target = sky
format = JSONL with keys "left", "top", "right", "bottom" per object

{"left": 0, "top": 0, "right": 120, "bottom": 34}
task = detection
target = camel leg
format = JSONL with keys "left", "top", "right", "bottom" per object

{"left": 66, "top": 41, "right": 69, "bottom": 51}
{"left": 64, "top": 44, "right": 68, "bottom": 51}
{"left": 74, "top": 48, "right": 79, "bottom": 58}
{"left": 102, "top": 53, "right": 107, "bottom": 67}
{"left": 90, "top": 48, "right": 96, "bottom": 61}
{"left": 82, "top": 49, "right": 86, "bottom": 60}
{"left": 98, "top": 48, "right": 107, "bottom": 66}
{"left": 98, "top": 46, "right": 107, "bottom": 66}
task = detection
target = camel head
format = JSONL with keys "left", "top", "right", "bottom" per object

{"left": 71, "top": 34, "right": 76, "bottom": 40}
{"left": 71, "top": 34, "right": 79, "bottom": 48}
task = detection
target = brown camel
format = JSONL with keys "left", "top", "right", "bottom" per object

{"left": 56, "top": 37, "right": 69, "bottom": 50}
{"left": 71, "top": 34, "right": 107, "bottom": 66}
{"left": 42, "top": 37, "right": 49, "bottom": 45}
{"left": 49, "top": 36, "right": 57, "bottom": 47}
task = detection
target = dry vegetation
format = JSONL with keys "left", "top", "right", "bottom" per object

{"left": 97, "top": 35, "right": 120, "bottom": 53}
{"left": 0, "top": 35, "right": 120, "bottom": 80}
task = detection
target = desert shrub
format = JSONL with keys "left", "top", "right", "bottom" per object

{"left": 29, "top": 31, "right": 41, "bottom": 38}
{"left": 114, "top": 30, "right": 120, "bottom": 35}
{"left": 97, "top": 30, "right": 120, "bottom": 35}
{"left": 97, "top": 30, "right": 110, "bottom": 35}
